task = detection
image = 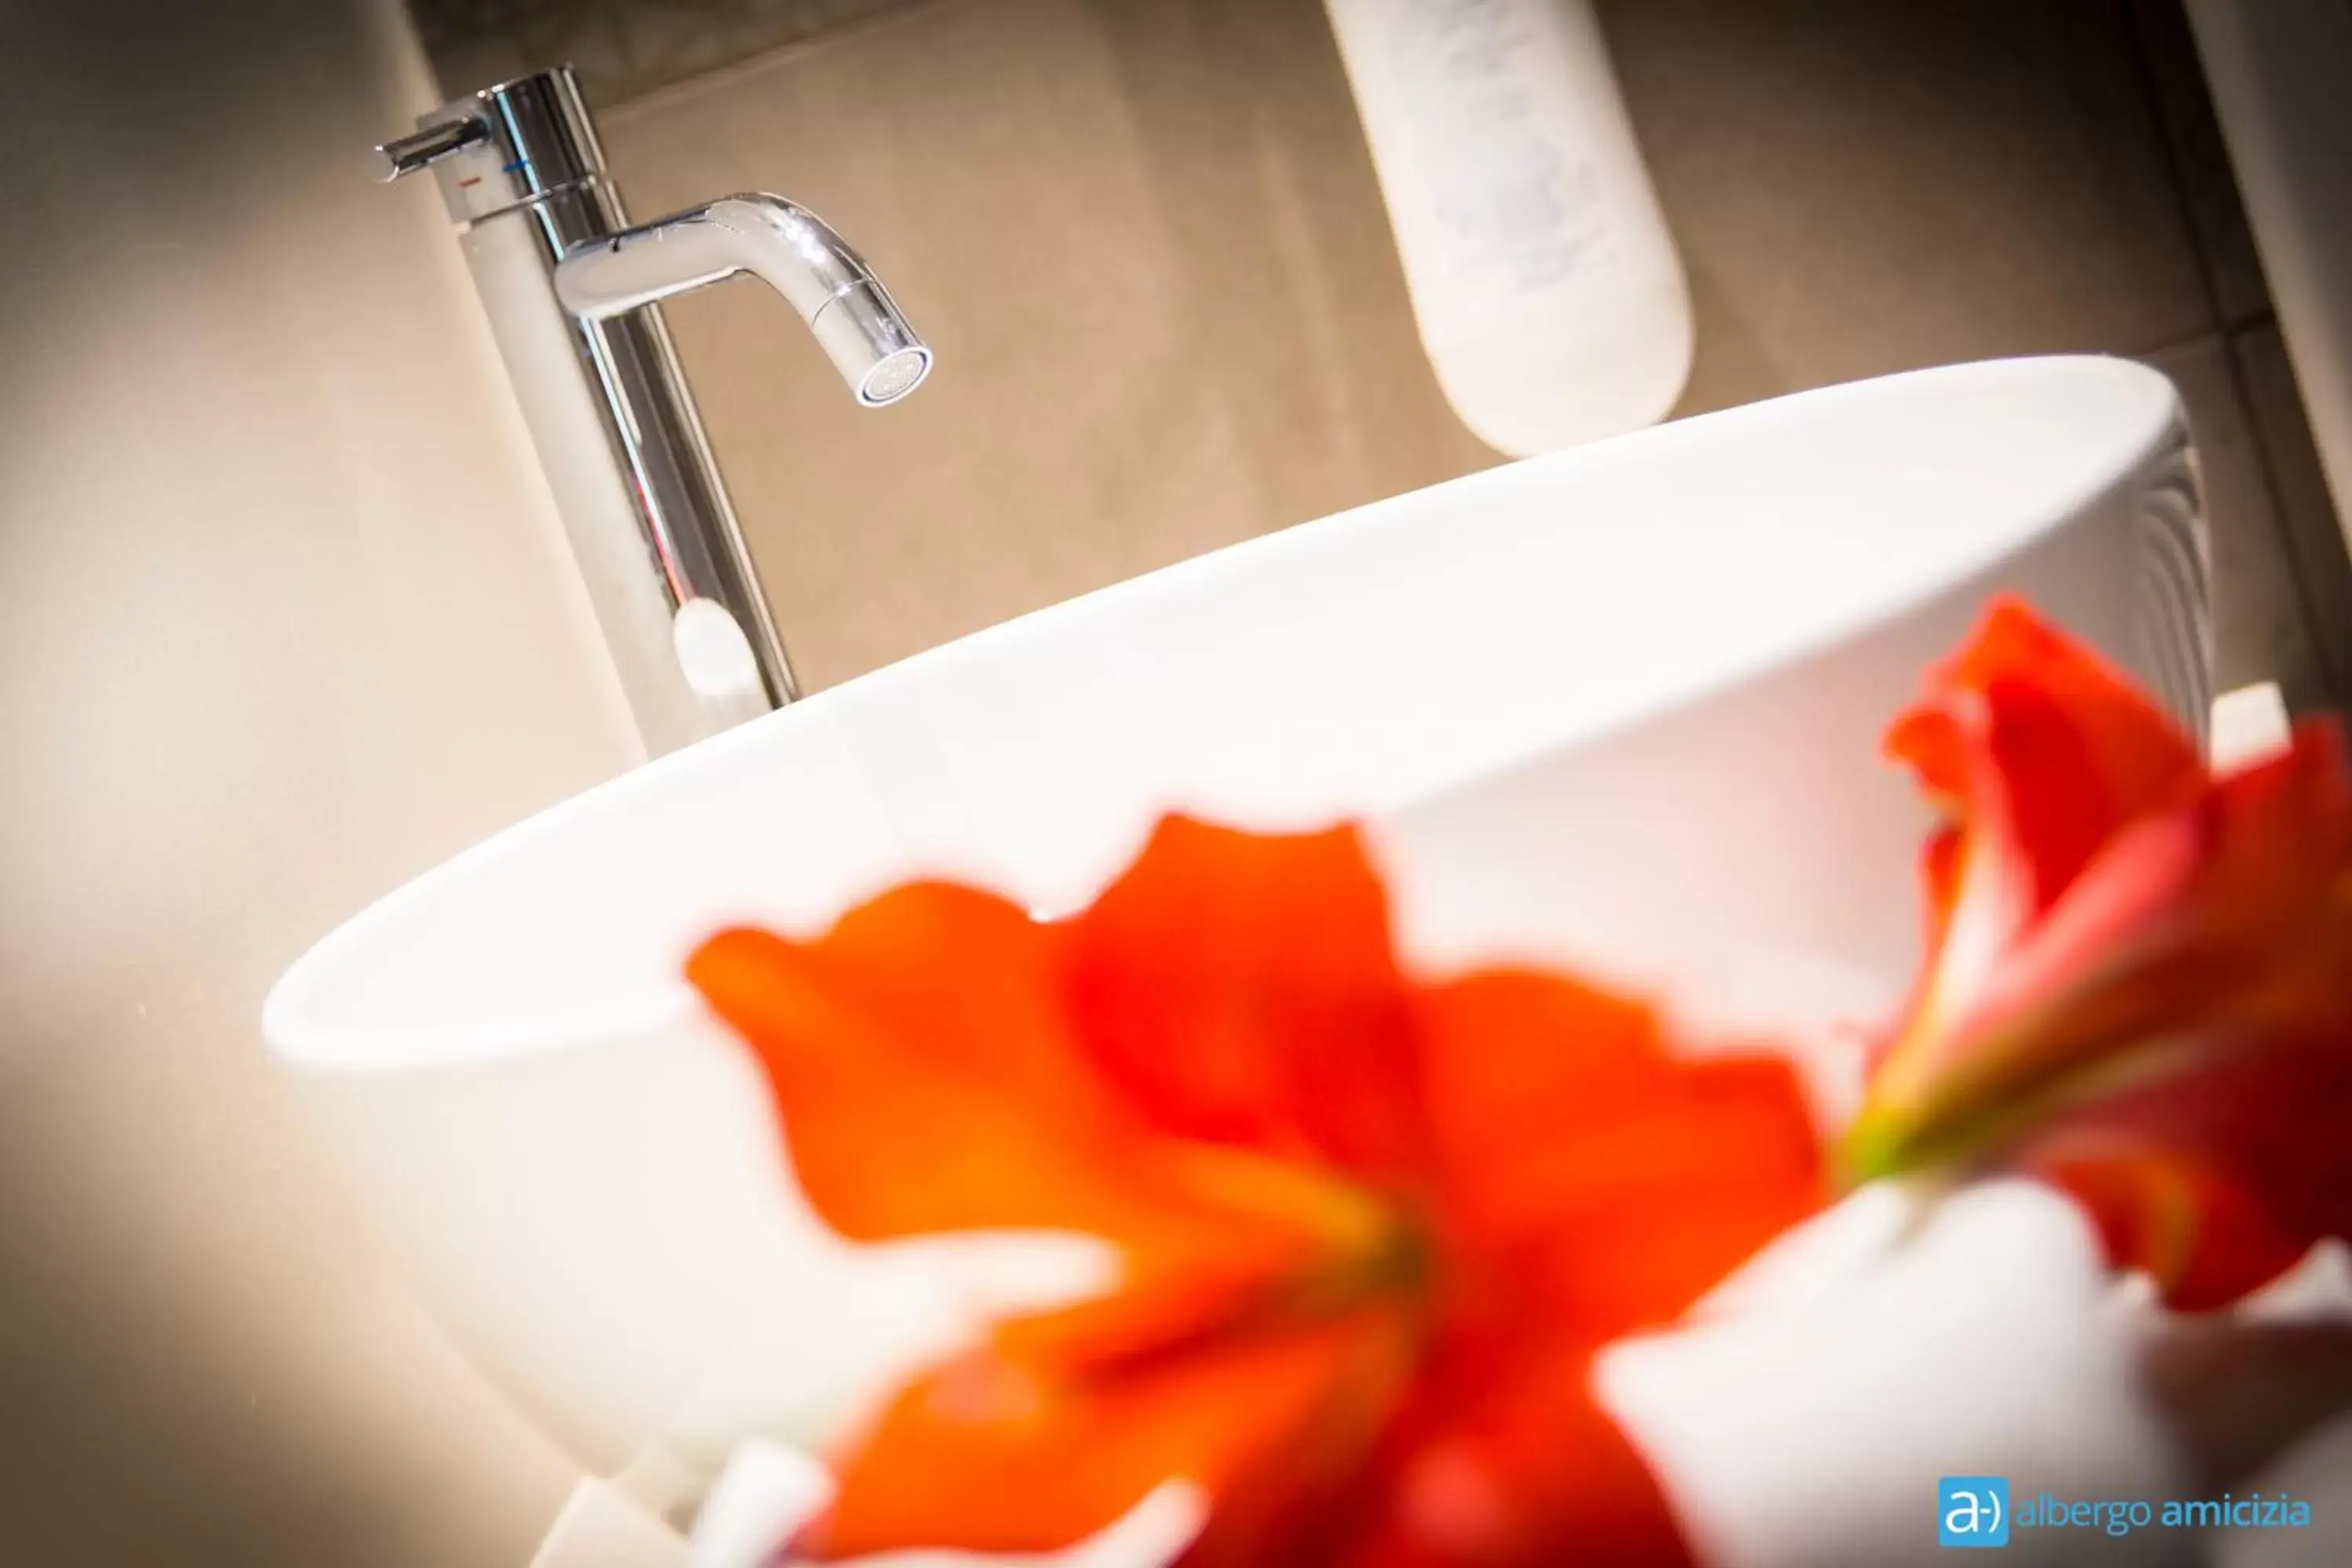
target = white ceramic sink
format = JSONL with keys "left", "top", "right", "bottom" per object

{"left": 264, "top": 357, "right": 2205, "bottom": 1514}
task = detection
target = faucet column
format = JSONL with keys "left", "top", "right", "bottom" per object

{"left": 380, "top": 68, "right": 800, "bottom": 754}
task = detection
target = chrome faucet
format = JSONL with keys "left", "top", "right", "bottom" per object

{"left": 378, "top": 67, "right": 930, "bottom": 755}
{"left": 557, "top": 198, "right": 931, "bottom": 407}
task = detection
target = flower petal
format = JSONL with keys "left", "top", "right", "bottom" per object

{"left": 692, "top": 866, "right": 1436, "bottom": 1563}
{"left": 1853, "top": 601, "right": 2352, "bottom": 1311}
{"left": 1415, "top": 971, "right": 1824, "bottom": 1336}
{"left": 1874, "top": 600, "right": 2206, "bottom": 1098}
{"left": 1971, "top": 719, "right": 2352, "bottom": 1066}
{"left": 1063, "top": 816, "right": 1427, "bottom": 1178}
{"left": 1851, "top": 719, "right": 2352, "bottom": 1181}
{"left": 1886, "top": 596, "right": 2204, "bottom": 916}
{"left": 690, "top": 887, "right": 1155, "bottom": 1243}
{"left": 1356, "top": 1336, "right": 1693, "bottom": 1568}
{"left": 806, "top": 1301, "right": 1416, "bottom": 1563}
{"left": 2024, "top": 1035, "right": 2352, "bottom": 1309}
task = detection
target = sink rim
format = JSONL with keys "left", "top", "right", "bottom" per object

{"left": 265, "top": 354, "right": 2183, "bottom": 1076}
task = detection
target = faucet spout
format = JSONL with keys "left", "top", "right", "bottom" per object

{"left": 555, "top": 194, "right": 932, "bottom": 406}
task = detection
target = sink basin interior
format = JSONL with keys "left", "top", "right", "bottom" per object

{"left": 267, "top": 358, "right": 2181, "bottom": 1075}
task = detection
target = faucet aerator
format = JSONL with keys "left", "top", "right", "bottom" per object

{"left": 859, "top": 347, "right": 932, "bottom": 407}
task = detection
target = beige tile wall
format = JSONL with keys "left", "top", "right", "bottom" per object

{"left": 603, "top": 0, "right": 1495, "bottom": 689}
{"left": 1613, "top": 1, "right": 2211, "bottom": 412}
{"left": 0, "top": 2, "right": 644, "bottom": 1563}
{"left": 430, "top": 0, "right": 2352, "bottom": 703}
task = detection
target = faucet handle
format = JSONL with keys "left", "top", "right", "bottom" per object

{"left": 376, "top": 117, "right": 489, "bottom": 182}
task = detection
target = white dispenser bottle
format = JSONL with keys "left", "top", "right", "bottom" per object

{"left": 1323, "top": 0, "right": 1693, "bottom": 456}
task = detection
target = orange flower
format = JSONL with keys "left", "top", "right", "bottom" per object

{"left": 689, "top": 816, "right": 1823, "bottom": 1567}
{"left": 1846, "top": 597, "right": 2352, "bottom": 1308}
